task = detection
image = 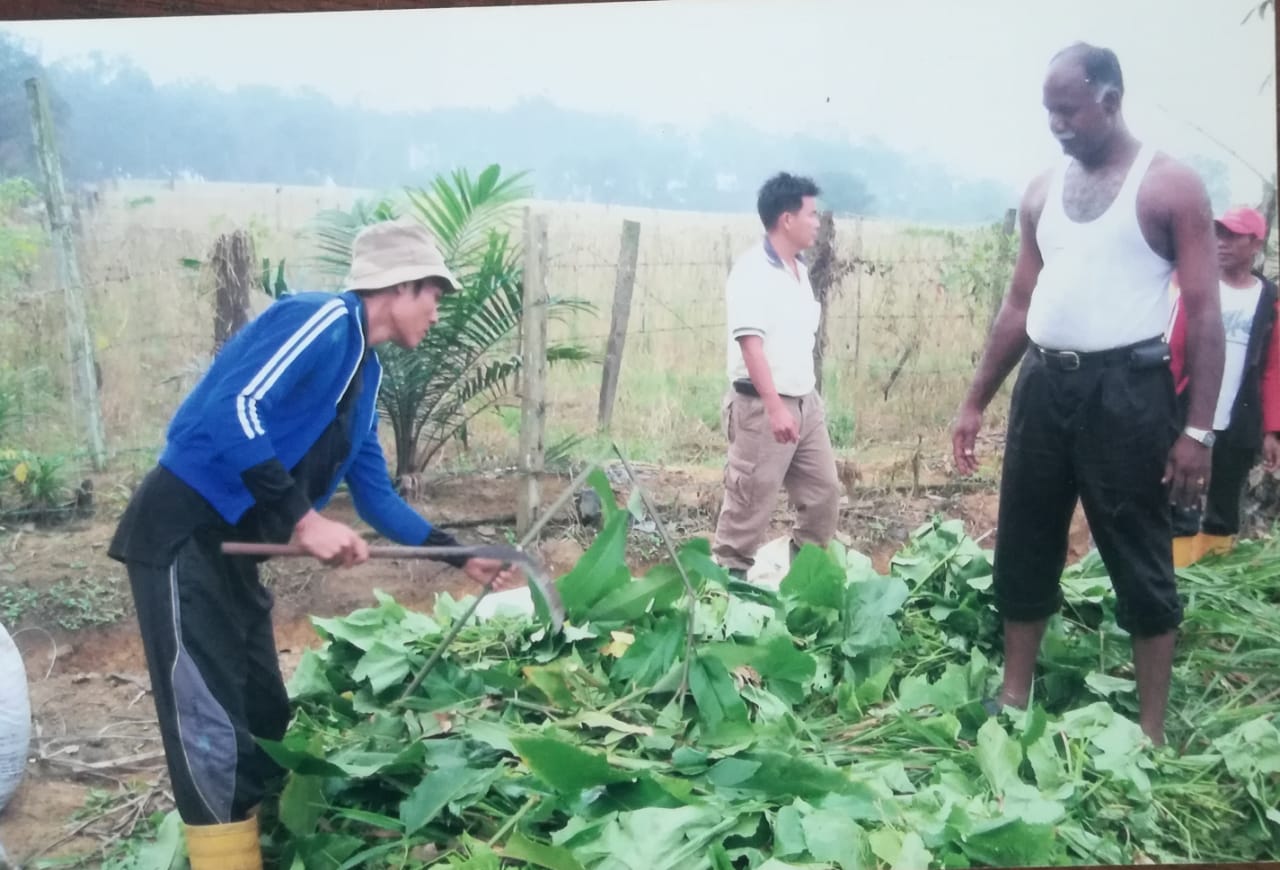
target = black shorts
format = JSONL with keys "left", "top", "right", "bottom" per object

{"left": 992, "top": 340, "right": 1183, "bottom": 637}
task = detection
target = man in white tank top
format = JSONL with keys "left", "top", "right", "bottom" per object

{"left": 949, "top": 43, "right": 1226, "bottom": 747}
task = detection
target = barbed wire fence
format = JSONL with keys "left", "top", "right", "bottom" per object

{"left": 525, "top": 206, "right": 1018, "bottom": 469}
{"left": 1, "top": 199, "right": 1028, "bottom": 526}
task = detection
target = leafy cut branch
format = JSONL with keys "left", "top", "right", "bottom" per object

{"left": 113, "top": 509, "right": 1280, "bottom": 868}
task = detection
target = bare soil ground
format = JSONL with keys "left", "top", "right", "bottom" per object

{"left": 0, "top": 459, "right": 1091, "bottom": 867}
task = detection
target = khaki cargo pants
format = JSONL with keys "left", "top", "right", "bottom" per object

{"left": 712, "top": 388, "right": 841, "bottom": 572}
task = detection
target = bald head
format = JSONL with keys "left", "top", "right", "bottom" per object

{"left": 1049, "top": 42, "right": 1124, "bottom": 102}
{"left": 1043, "top": 42, "right": 1127, "bottom": 165}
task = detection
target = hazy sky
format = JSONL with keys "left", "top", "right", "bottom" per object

{"left": 4, "top": 0, "right": 1276, "bottom": 202}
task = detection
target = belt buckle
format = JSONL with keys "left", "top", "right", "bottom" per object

{"left": 1059, "top": 351, "right": 1081, "bottom": 371}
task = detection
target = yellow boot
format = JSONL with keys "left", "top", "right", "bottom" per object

{"left": 1171, "top": 535, "right": 1199, "bottom": 568}
{"left": 1197, "top": 533, "right": 1235, "bottom": 559}
{"left": 184, "top": 814, "right": 262, "bottom": 870}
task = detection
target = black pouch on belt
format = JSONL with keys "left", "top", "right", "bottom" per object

{"left": 1127, "top": 341, "right": 1172, "bottom": 371}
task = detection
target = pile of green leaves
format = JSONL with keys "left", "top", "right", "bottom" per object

{"left": 245, "top": 485, "right": 1279, "bottom": 869}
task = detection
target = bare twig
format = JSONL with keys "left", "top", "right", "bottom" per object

{"left": 12, "top": 625, "right": 58, "bottom": 679}
{"left": 28, "top": 786, "right": 154, "bottom": 861}
{"left": 1154, "top": 102, "right": 1272, "bottom": 183}
{"left": 29, "top": 811, "right": 106, "bottom": 860}
{"left": 39, "top": 749, "right": 166, "bottom": 773}
{"left": 440, "top": 514, "right": 518, "bottom": 530}
{"left": 610, "top": 442, "right": 699, "bottom": 705}
{"left": 107, "top": 673, "right": 151, "bottom": 693}
{"left": 488, "top": 793, "right": 540, "bottom": 847}
{"left": 516, "top": 457, "right": 606, "bottom": 549}
{"left": 880, "top": 343, "right": 917, "bottom": 401}
{"left": 121, "top": 784, "right": 164, "bottom": 838}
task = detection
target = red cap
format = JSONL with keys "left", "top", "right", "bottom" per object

{"left": 1215, "top": 206, "right": 1268, "bottom": 240}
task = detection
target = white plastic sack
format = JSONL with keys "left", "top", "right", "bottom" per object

{"left": 0, "top": 620, "right": 31, "bottom": 815}
{"left": 473, "top": 586, "right": 537, "bottom": 622}
{"left": 746, "top": 535, "right": 794, "bottom": 590}
{"left": 470, "top": 534, "right": 800, "bottom": 628}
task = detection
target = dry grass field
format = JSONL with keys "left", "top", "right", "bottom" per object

{"left": 0, "top": 178, "right": 1013, "bottom": 491}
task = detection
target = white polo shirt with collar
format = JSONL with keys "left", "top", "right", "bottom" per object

{"left": 725, "top": 236, "right": 821, "bottom": 398}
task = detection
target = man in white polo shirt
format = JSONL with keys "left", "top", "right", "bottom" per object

{"left": 713, "top": 172, "right": 842, "bottom": 580}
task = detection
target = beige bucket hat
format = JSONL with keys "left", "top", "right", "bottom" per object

{"left": 343, "top": 218, "right": 460, "bottom": 293}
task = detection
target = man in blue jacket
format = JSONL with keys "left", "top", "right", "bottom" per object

{"left": 108, "top": 218, "right": 518, "bottom": 866}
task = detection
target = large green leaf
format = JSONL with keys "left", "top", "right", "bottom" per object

{"left": 129, "top": 810, "right": 185, "bottom": 870}
{"left": 502, "top": 831, "right": 587, "bottom": 870}
{"left": 279, "top": 773, "right": 327, "bottom": 838}
{"left": 957, "top": 818, "right": 1062, "bottom": 867}
{"left": 975, "top": 718, "right": 1023, "bottom": 795}
{"left": 558, "top": 507, "right": 632, "bottom": 620}
{"left": 512, "top": 735, "right": 638, "bottom": 793}
{"left": 400, "top": 763, "right": 493, "bottom": 834}
{"left": 563, "top": 806, "right": 747, "bottom": 870}
{"left": 351, "top": 640, "right": 415, "bottom": 695}
{"left": 286, "top": 648, "right": 336, "bottom": 700}
{"left": 586, "top": 566, "right": 685, "bottom": 623}
{"left": 840, "top": 577, "right": 911, "bottom": 658}
{"left": 779, "top": 544, "right": 846, "bottom": 611}
{"left": 687, "top": 653, "right": 752, "bottom": 743}
{"left": 800, "top": 808, "right": 868, "bottom": 869}
{"left": 613, "top": 615, "right": 686, "bottom": 687}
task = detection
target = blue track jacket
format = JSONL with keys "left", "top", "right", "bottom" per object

{"left": 159, "top": 290, "right": 434, "bottom": 546}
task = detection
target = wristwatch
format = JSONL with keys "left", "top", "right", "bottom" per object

{"left": 1183, "top": 426, "right": 1216, "bottom": 448}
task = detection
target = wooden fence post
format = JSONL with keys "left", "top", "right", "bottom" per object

{"left": 597, "top": 219, "right": 641, "bottom": 431}
{"left": 1259, "top": 178, "right": 1276, "bottom": 267}
{"left": 517, "top": 208, "right": 549, "bottom": 537}
{"left": 810, "top": 210, "right": 837, "bottom": 395}
{"left": 987, "top": 207, "right": 1018, "bottom": 333}
{"left": 211, "top": 230, "right": 255, "bottom": 352}
{"left": 26, "top": 76, "right": 107, "bottom": 472}
{"left": 852, "top": 217, "right": 864, "bottom": 374}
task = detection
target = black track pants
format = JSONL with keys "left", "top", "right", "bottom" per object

{"left": 124, "top": 529, "right": 291, "bottom": 825}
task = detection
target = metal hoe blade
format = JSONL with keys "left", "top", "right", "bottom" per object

{"left": 219, "top": 541, "right": 564, "bottom": 632}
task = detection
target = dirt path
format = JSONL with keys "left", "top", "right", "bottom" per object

{"left": 0, "top": 460, "right": 1091, "bottom": 865}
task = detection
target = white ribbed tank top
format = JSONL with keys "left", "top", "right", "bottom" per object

{"left": 1026, "top": 143, "right": 1174, "bottom": 352}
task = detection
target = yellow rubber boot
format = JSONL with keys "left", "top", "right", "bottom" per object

{"left": 184, "top": 814, "right": 263, "bottom": 870}
{"left": 1198, "top": 534, "right": 1235, "bottom": 559}
{"left": 1171, "top": 535, "right": 1199, "bottom": 568}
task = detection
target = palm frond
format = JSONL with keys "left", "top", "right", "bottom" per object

{"left": 308, "top": 197, "right": 400, "bottom": 281}
{"left": 404, "top": 166, "right": 532, "bottom": 271}
{"left": 304, "top": 164, "right": 596, "bottom": 476}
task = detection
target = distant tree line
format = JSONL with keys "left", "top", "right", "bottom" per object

{"left": 7, "top": 32, "right": 1240, "bottom": 225}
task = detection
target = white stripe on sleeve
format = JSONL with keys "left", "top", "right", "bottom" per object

{"left": 235, "top": 299, "right": 346, "bottom": 439}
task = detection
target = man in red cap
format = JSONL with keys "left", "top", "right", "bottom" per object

{"left": 1167, "top": 205, "right": 1279, "bottom": 563}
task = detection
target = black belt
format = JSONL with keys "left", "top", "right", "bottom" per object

{"left": 733, "top": 379, "right": 799, "bottom": 399}
{"left": 1031, "top": 336, "right": 1168, "bottom": 372}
